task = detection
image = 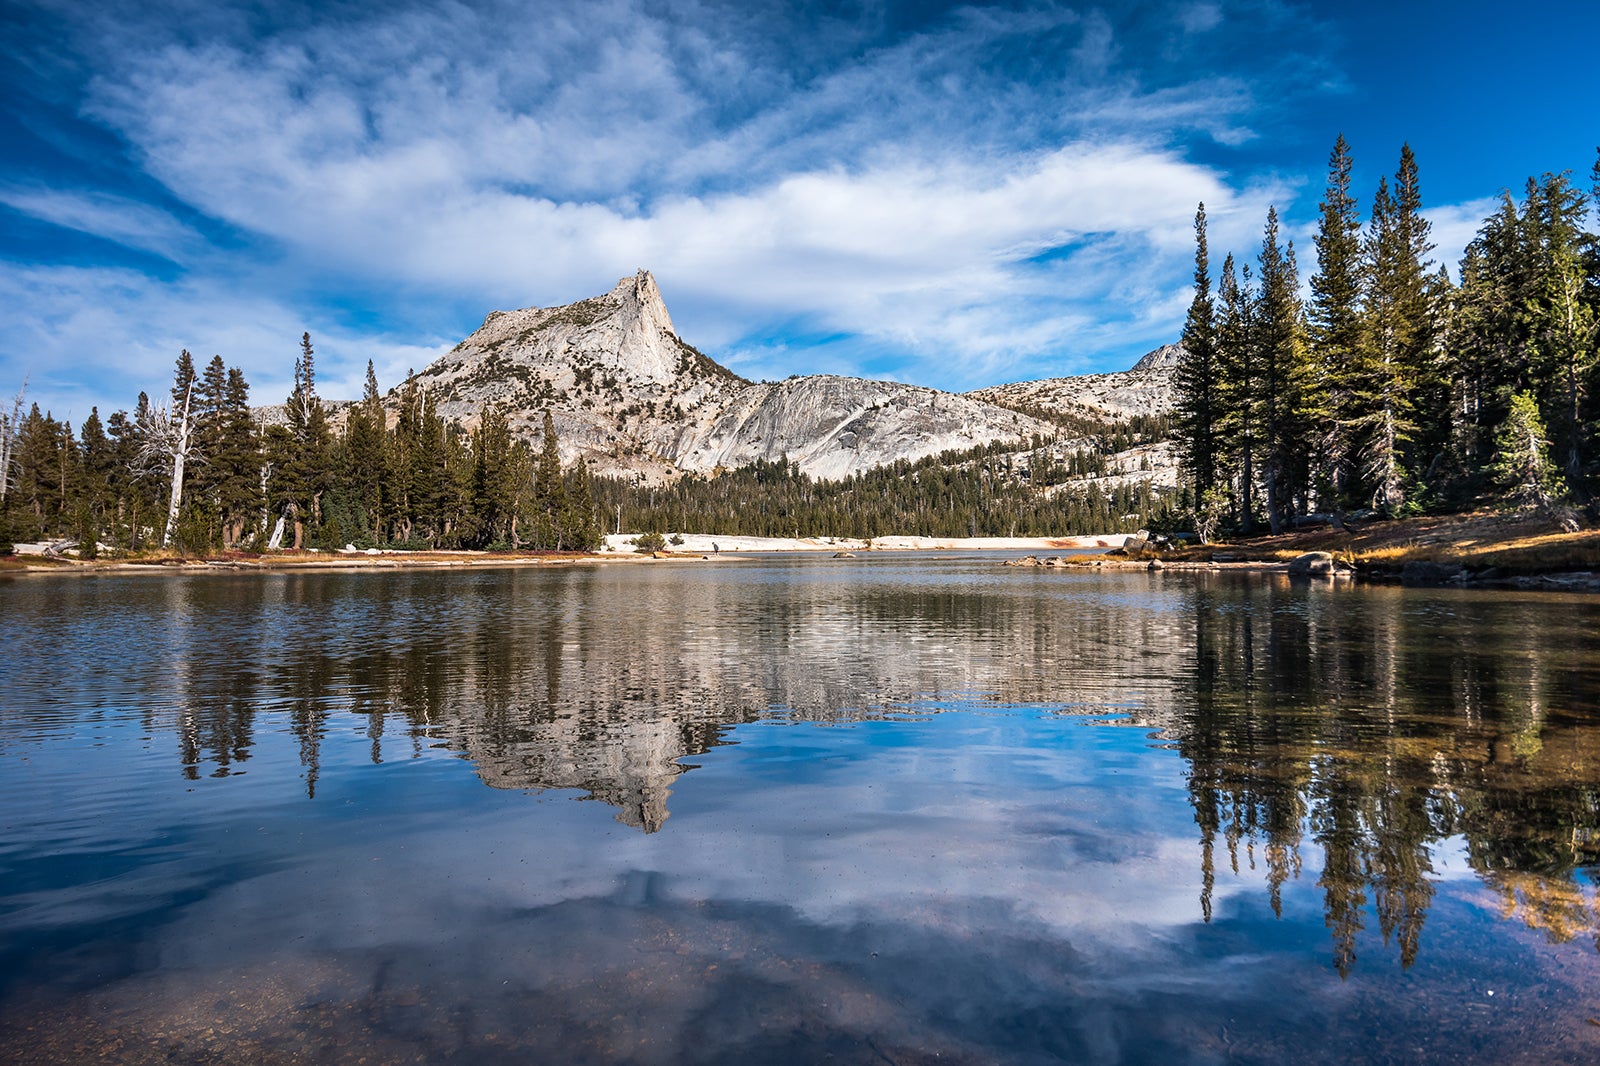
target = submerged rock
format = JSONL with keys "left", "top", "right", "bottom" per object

{"left": 1401, "top": 561, "right": 1467, "bottom": 586}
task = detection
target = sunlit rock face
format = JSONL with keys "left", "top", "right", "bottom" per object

{"left": 402, "top": 270, "right": 1183, "bottom": 484}
{"left": 965, "top": 346, "right": 1179, "bottom": 424}
{"left": 674, "top": 375, "right": 1046, "bottom": 482}
{"left": 406, "top": 270, "right": 748, "bottom": 480}
{"left": 402, "top": 271, "right": 1060, "bottom": 482}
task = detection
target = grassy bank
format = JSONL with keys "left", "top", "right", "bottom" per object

{"left": 1163, "top": 511, "right": 1600, "bottom": 577}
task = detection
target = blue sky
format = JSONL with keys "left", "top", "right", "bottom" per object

{"left": 2, "top": 0, "right": 1596, "bottom": 421}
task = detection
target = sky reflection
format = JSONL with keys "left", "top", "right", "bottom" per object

{"left": 5, "top": 559, "right": 1600, "bottom": 1062}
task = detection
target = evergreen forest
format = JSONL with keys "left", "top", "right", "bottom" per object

{"left": 1172, "top": 139, "right": 1600, "bottom": 539}
{"left": 0, "top": 335, "right": 603, "bottom": 555}
{"left": 3, "top": 138, "right": 1596, "bottom": 555}
{"left": 590, "top": 445, "right": 1173, "bottom": 541}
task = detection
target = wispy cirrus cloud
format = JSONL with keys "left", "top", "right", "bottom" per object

{"left": 0, "top": 186, "right": 198, "bottom": 257}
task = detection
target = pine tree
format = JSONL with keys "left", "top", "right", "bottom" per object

{"left": 344, "top": 360, "right": 388, "bottom": 542}
{"left": 1449, "top": 169, "right": 1598, "bottom": 499}
{"left": 468, "top": 404, "right": 521, "bottom": 548}
{"left": 78, "top": 407, "right": 113, "bottom": 549}
{"left": 216, "top": 368, "right": 262, "bottom": 547}
{"left": 1174, "top": 202, "right": 1223, "bottom": 513}
{"left": 385, "top": 376, "right": 421, "bottom": 543}
{"left": 0, "top": 380, "right": 26, "bottom": 513}
{"left": 1451, "top": 193, "right": 1524, "bottom": 473}
{"left": 1310, "top": 134, "right": 1366, "bottom": 508}
{"left": 1355, "top": 149, "right": 1435, "bottom": 512}
{"left": 1489, "top": 391, "right": 1562, "bottom": 509}
{"left": 143, "top": 351, "right": 199, "bottom": 549}
{"left": 269, "top": 332, "right": 334, "bottom": 548}
{"left": 8, "top": 404, "right": 74, "bottom": 541}
{"left": 404, "top": 386, "right": 449, "bottom": 546}
{"left": 1284, "top": 240, "right": 1331, "bottom": 516}
{"left": 1522, "top": 173, "right": 1595, "bottom": 488}
{"left": 1395, "top": 145, "right": 1449, "bottom": 486}
{"left": 1254, "top": 207, "right": 1311, "bottom": 532}
{"left": 107, "top": 400, "right": 150, "bottom": 548}
{"left": 1215, "top": 254, "right": 1258, "bottom": 532}
{"left": 532, "top": 411, "right": 568, "bottom": 549}
{"left": 182, "top": 355, "right": 231, "bottom": 548}
{"left": 562, "top": 456, "right": 602, "bottom": 550}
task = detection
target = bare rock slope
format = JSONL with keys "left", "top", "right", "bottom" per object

{"left": 678, "top": 374, "right": 1043, "bottom": 482}
{"left": 408, "top": 271, "right": 1058, "bottom": 481}
{"left": 409, "top": 271, "right": 747, "bottom": 477}
{"left": 965, "top": 343, "right": 1179, "bottom": 423}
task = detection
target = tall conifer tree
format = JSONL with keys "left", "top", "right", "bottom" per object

{"left": 344, "top": 360, "right": 388, "bottom": 541}
{"left": 533, "top": 410, "right": 568, "bottom": 549}
{"left": 1255, "top": 207, "right": 1311, "bottom": 532}
{"left": 1174, "top": 203, "right": 1223, "bottom": 512}
{"left": 1310, "top": 134, "right": 1365, "bottom": 507}
{"left": 1356, "top": 149, "right": 1435, "bottom": 511}
{"left": 1215, "top": 254, "right": 1257, "bottom": 532}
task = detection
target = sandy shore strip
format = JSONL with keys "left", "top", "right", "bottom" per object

{"left": 602, "top": 533, "right": 1123, "bottom": 553}
{"left": 2, "top": 534, "right": 1128, "bottom": 576}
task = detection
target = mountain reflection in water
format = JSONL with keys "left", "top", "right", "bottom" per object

{"left": 4, "top": 555, "right": 1600, "bottom": 1063}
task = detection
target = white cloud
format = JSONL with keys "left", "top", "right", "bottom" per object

{"left": 3, "top": 0, "right": 1324, "bottom": 413}
{"left": 1179, "top": 3, "right": 1224, "bottom": 34}
{"left": 1424, "top": 197, "right": 1500, "bottom": 281}
{"left": 0, "top": 263, "right": 447, "bottom": 419}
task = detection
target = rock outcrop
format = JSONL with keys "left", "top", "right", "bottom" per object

{"left": 965, "top": 348, "right": 1179, "bottom": 423}
{"left": 674, "top": 375, "right": 1041, "bottom": 482}
{"left": 407, "top": 270, "right": 748, "bottom": 477}
{"left": 404, "top": 270, "right": 1058, "bottom": 481}
{"left": 389, "top": 270, "right": 1181, "bottom": 487}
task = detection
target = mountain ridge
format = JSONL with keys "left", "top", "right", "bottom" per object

{"left": 390, "top": 270, "right": 1177, "bottom": 486}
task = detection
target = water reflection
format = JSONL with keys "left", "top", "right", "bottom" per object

{"left": 1174, "top": 579, "right": 1600, "bottom": 971}
{"left": 5, "top": 556, "right": 1600, "bottom": 1046}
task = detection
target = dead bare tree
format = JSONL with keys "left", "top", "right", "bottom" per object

{"left": 0, "top": 378, "right": 26, "bottom": 504}
{"left": 134, "top": 361, "right": 201, "bottom": 549}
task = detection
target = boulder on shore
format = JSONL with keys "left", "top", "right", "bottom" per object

{"left": 1287, "top": 551, "right": 1336, "bottom": 577}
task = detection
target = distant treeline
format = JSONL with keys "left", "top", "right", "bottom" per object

{"left": 1, "top": 331, "right": 1182, "bottom": 553}
{"left": 594, "top": 442, "right": 1176, "bottom": 541}
{"left": 1172, "top": 139, "right": 1600, "bottom": 538}
{"left": 0, "top": 336, "right": 603, "bottom": 554}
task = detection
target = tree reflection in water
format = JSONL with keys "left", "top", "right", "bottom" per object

{"left": 14, "top": 561, "right": 1600, "bottom": 973}
{"left": 1178, "top": 579, "right": 1600, "bottom": 972}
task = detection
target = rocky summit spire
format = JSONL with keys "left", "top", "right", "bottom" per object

{"left": 403, "top": 270, "right": 750, "bottom": 472}
{"left": 398, "top": 272, "right": 1177, "bottom": 488}
{"left": 628, "top": 269, "right": 674, "bottom": 336}
{"left": 593, "top": 269, "right": 679, "bottom": 384}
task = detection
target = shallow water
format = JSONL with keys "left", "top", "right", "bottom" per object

{"left": 4, "top": 554, "right": 1600, "bottom": 1063}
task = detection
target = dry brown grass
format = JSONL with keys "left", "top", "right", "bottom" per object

{"left": 1168, "top": 511, "right": 1600, "bottom": 575}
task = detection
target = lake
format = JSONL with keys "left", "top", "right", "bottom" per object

{"left": 4, "top": 554, "right": 1600, "bottom": 1064}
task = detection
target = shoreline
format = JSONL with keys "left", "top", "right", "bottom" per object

{"left": 599, "top": 533, "right": 1121, "bottom": 554}
{"left": 2, "top": 533, "right": 1124, "bottom": 577}
{"left": 7, "top": 513, "right": 1598, "bottom": 592}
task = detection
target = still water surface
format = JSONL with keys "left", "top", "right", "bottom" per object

{"left": 4, "top": 554, "right": 1600, "bottom": 1063}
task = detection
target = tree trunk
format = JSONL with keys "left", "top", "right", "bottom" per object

{"left": 1239, "top": 441, "right": 1255, "bottom": 534}
{"left": 160, "top": 381, "right": 194, "bottom": 549}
